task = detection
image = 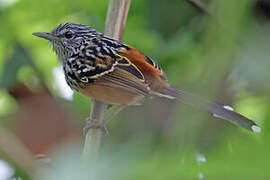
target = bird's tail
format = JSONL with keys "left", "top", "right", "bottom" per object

{"left": 159, "top": 86, "right": 260, "bottom": 132}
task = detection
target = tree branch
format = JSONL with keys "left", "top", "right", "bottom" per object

{"left": 186, "top": 0, "right": 210, "bottom": 14}
{"left": 0, "top": 128, "right": 39, "bottom": 179}
{"left": 82, "top": 0, "right": 131, "bottom": 160}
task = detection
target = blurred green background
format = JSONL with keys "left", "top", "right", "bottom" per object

{"left": 0, "top": 0, "right": 270, "bottom": 179}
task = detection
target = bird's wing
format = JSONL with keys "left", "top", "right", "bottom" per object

{"left": 70, "top": 53, "right": 150, "bottom": 96}
{"left": 98, "top": 56, "right": 150, "bottom": 96}
{"left": 117, "top": 46, "right": 168, "bottom": 82}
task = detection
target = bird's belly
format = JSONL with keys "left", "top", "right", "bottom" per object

{"left": 78, "top": 84, "right": 144, "bottom": 105}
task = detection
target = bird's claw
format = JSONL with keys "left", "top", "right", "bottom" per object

{"left": 83, "top": 118, "right": 108, "bottom": 137}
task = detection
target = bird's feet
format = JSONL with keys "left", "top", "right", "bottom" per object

{"left": 83, "top": 118, "right": 108, "bottom": 137}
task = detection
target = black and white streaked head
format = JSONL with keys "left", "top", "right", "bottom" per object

{"left": 33, "top": 23, "right": 102, "bottom": 62}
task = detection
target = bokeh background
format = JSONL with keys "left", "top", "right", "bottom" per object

{"left": 0, "top": 0, "right": 270, "bottom": 179}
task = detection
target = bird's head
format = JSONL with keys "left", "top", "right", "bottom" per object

{"left": 33, "top": 23, "right": 101, "bottom": 62}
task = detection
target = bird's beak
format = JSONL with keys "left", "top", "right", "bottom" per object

{"left": 32, "top": 32, "right": 58, "bottom": 41}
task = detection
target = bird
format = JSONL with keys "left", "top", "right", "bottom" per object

{"left": 33, "top": 23, "right": 260, "bottom": 134}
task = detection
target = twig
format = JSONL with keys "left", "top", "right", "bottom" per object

{"left": 0, "top": 128, "right": 40, "bottom": 179}
{"left": 186, "top": 0, "right": 210, "bottom": 14}
{"left": 104, "top": 0, "right": 131, "bottom": 40}
{"left": 82, "top": 100, "right": 108, "bottom": 158}
{"left": 82, "top": 0, "right": 131, "bottom": 160}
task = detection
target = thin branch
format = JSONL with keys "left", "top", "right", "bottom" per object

{"left": 82, "top": 0, "right": 131, "bottom": 160}
{"left": 186, "top": 0, "right": 210, "bottom": 14}
{"left": 0, "top": 128, "right": 40, "bottom": 179}
{"left": 83, "top": 100, "right": 108, "bottom": 158}
{"left": 104, "top": 0, "right": 131, "bottom": 40}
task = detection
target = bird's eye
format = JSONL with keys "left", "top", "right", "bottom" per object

{"left": 64, "top": 31, "right": 73, "bottom": 39}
